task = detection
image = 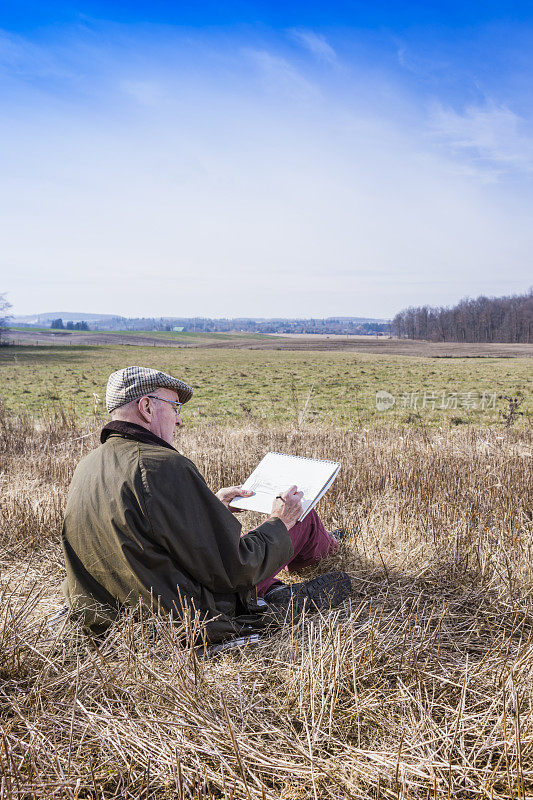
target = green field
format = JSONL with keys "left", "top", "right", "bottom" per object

{"left": 1, "top": 344, "right": 530, "bottom": 427}
{"left": 8, "top": 326, "right": 285, "bottom": 342}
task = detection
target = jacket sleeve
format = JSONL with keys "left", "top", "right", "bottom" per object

{"left": 138, "top": 448, "right": 294, "bottom": 593}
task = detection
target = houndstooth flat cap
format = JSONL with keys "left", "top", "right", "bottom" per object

{"left": 106, "top": 366, "right": 193, "bottom": 413}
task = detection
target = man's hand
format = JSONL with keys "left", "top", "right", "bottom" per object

{"left": 270, "top": 485, "right": 304, "bottom": 531}
{"left": 216, "top": 485, "right": 254, "bottom": 514}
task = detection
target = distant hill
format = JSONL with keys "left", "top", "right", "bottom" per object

{"left": 11, "top": 312, "right": 122, "bottom": 324}
{"left": 12, "top": 312, "right": 387, "bottom": 324}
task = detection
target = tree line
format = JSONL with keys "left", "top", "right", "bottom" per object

{"left": 51, "top": 318, "right": 89, "bottom": 331}
{"left": 392, "top": 291, "right": 532, "bottom": 343}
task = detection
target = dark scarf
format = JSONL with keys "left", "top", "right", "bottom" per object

{"left": 100, "top": 421, "right": 177, "bottom": 451}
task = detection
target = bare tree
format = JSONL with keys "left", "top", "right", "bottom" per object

{"left": 392, "top": 290, "right": 533, "bottom": 343}
{"left": 0, "top": 293, "right": 12, "bottom": 345}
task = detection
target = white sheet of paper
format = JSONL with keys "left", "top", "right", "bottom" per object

{"left": 229, "top": 452, "right": 340, "bottom": 521}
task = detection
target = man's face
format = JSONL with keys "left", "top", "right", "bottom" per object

{"left": 141, "top": 387, "right": 182, "bottom": 444}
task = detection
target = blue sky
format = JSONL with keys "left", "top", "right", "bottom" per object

{"left": 1, "top": 2, "right": 532, "bottom": 318}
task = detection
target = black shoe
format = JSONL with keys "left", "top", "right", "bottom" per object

{"left": 264, "top": 571, "right": 351, "bottom": 614}
{"left": 329, "top": 527, "right": 346, "bottom": 541}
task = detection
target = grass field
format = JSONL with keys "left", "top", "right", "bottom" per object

{"left": 0, "top": 342, "right": 532, "bottom": 798}
{"left": 1, "top": 343, "right": 531, "bottom": 427}
{"left": 8, "top": 327, "right": 283, "bottom": 343}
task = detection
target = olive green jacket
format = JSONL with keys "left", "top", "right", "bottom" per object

{"left": 61, "top": 423, "right": 293, "bottom": 641}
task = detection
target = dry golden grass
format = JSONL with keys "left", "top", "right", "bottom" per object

{"left": 1, "top": 408, "right": 532, "bottom": 799}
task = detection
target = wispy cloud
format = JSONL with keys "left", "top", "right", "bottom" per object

{"left": 430, "top": 101, "right": 533, "bottom": 175}
{"left": 0, "top": 29, "right": 70, "bottom": 80}
{"left": 244, "top": 49, "right": 319, "bottom": 101}
{"left": 120, "top": 79, "right": 166, "bottom": 106}
{"left": 395, "top": 39, "right": 452, "bottom": 77}
{"left": 289, "top": 29, "right": 338, "bottom": 66}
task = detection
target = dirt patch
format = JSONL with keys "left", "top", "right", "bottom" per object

{"left": 5, "top": 329, "right": 533, "bottom": 357}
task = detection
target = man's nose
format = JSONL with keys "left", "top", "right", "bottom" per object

{"left": 175, "top": 414, "right": 183, "bottom": 426}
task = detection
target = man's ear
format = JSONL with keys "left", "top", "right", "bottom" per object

{"left": 137, "top": 397, "right": 152, "bottom": 424}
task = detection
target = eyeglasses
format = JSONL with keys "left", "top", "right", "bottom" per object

{"left": 145, "top": 395, "right": 182, "bottom": 415}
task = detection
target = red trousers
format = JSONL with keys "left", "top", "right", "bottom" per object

{"left": 255, "top": 509, "right": 339, "bottom": 597}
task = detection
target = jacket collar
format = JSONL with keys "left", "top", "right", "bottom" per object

{"left": 100, "top": 420, "right": 177, "bottom": 451}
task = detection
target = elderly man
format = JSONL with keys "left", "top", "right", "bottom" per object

{"left": 61, "top": 367, "right": 350, "bottom": 642}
